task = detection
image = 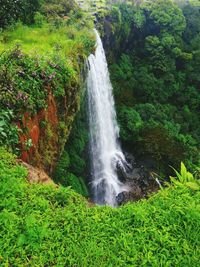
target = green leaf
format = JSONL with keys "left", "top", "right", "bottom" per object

{"left": 180, "top": 162, "right": 187, "bottom": 182}
{"left": 0, "top": 121, "right": 6, "bottom": 127}
{"left": 185, "top": 182, "right": 200, "bottom": 191}
{"left": 187, "top": 172, "right": 195, "bottom": 182}
{"left": 0, "top": 131, "right": 7, "bottom": 137}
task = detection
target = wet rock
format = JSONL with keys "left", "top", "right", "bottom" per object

{"left": 116, "top": 152, "right": 161, "bottom": 206}
{"left": 126, "top": 168, "right": 141, "bottom": 181}
{"left": 116, "top": 192, "right": 129, "bottom": 206}
{"left": 116, "top": 187, "right": 143, "bottom": 206}
{"left": 124, "top": 152, "right": 135, "bottom": 166}
{"left": 130, "top": 184, "right": 142, "bottom": 196}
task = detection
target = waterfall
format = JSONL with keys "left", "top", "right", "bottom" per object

{"left": 87, "top": 30, "right": 128, "bottom": 207}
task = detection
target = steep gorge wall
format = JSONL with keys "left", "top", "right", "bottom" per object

{"left": 17, "top": 71, "right": 86, "bottom": 175}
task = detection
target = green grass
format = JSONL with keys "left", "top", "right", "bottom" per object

{"left": 0, "top": 20, "right": 95, "bottom": 115}
{"left": 0, "top": 22, "right": 95, "bottom": 61}
{"left": 0, "top": 147, "right": 200, "bottom": 266}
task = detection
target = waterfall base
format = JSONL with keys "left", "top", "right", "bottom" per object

{"left": 115, "top": 152, "right": 161, "bottom": 205}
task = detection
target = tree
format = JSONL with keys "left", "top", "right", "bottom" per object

{"left": 41, "top": 0, "right": 79, "bottom": 17}
{"left": 145, "top": 0, "right": 186, "bottom": 35}
{"left": 0, "top": 0, "right": 41, "bottom": 28}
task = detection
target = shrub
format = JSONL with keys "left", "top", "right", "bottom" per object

{"left": 170, "top": 162, "right": 200, "bottom": 190}
{"left": 118, "top": 106, "right": 143, "bottom": 142}
{"left": 0, "top": 0, "right": 41, "bottom": 28}
{"left": 34, "top": 12, "right": 46, "bottom": 27}
{"left": 0, "top": 148, "right": 199, "bottom": 266}
{"left": 0, "top": 109, "right": 19, "bottom": 153}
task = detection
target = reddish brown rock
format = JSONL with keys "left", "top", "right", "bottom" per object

{"left": 15, "top": 80, "right": 79, "bottom": 175}
{"left": 30, "top": 125, "right": 40, "bottom": 146}
{"left": 17, "top": 89, "right": 60, "bottom": 173}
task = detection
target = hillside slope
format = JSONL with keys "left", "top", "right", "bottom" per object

{"left": 0, "top": 148, "right": 200, "bottom": 266}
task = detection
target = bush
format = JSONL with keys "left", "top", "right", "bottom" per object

{"left": 54, "top": 151, "right": 88, "bottom": 197}
{"left": 118, "top": 106, "right": 143, "bottom": 142}
{"left": 34, "top": 12, "right": 46, "bottom": 27}
{"left": 54, "top": 105, "right": 89, "bottom": 197}
{"left": 0, "top": 0, "right": 41, "bottom": 28}
{"left": 0, "top": 148, "right": 199, "bottom": 266}
{"left": 41, "top": 0, "right": 79, "bottom": 19}
{"left": 108, "top": 1, "right": 200, "bottom": 173}
{"left": 0, "top": 45, "right": 78, "bottom": 114}
{"left": 0, "top": 109, "right": 19, "bottom": 153}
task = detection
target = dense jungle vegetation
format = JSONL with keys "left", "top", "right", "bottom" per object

{"left": 0, "top": 0, "right": 200, "bottom": 266}
{"left": 99, "top": 0, "right": 200, "bottom": 176}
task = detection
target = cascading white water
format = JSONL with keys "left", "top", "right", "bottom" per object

{"left": 87, "top": 30, "right": 128, "bottom": 207}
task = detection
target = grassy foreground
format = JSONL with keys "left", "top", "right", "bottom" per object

{"left": 0, "top": 148, "right": 200, "bottom": 266}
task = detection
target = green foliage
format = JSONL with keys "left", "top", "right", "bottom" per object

{"left": 54, "top": 153, "right": 88, "bottom": 196}
{"left": 0, "top": 47, "right": 47, "bottom": 112}
{"left": 0, "top": 0, "right": 80, "bottom": 29}
{"left": 66, "top": 173, "right": 88, "bottom": 196}
{"left": 54, "top": 102, "right": 89, "bottom": 197}
{"left": 0, "top": 1, "right": 95, "bottom": 176}
{"left": 0, "top": 21, "right": 95, "bottom": 115}
{"left": 189, "top": 0, "right": 200, "bottom": 6}
{"left": 111, "top": 54, "right": 135, "bottom": 105}
{"left": 0, "top": 148, "right": 200, "bottom": 266}
{"left": 145, "top": 0, "right": 186, "bottom": 34}
{"left": 41, "top": 0, "right": 79, "bottom": 18}
{"left": 170, "top": 162, "right": 200, "bottom": 190}
{"left": 106, "top": 0, "right": 200, "bottom": 173}
{"left": 65, "top": 103, "right": 89, "bottom": 174}
{"left": 0, "top": 109, "right": 19, "bottom": 153}
{"left": 118, "top": 106, "right": 143, "bottom": 142}
{"left": 0, "top": 0, "right": 41, "bottom": 28}
{"left": 34, "top": 12, "right": 47, "bottom": 27}
{"left": 0, "top": 47, "right": 74, "bottom": 113}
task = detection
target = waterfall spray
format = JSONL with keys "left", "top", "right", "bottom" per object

{"left": 87, "top": 30, "right": 128, "bottom": 206}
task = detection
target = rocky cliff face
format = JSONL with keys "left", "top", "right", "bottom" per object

{"left": 17, "top": 76, "right": 84, "bottom": 175}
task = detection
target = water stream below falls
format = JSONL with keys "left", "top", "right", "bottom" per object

{"left": 87, "top": 30, "right": 129, "bottom": 207}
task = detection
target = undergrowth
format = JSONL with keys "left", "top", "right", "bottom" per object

{"left": 54, "top": 98, "right": 89, "bottom": 197}
{"left": 0, "top": 110, "right": 19, "bottom": 154}
{"left": 0, "top": 21, "right": 95, "bottom": 114}
{"left": 0, "top": 21, "right": 95, "bottom": 59}
{"left": 0, "top": 148, "right": 199, "bottom": 266}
